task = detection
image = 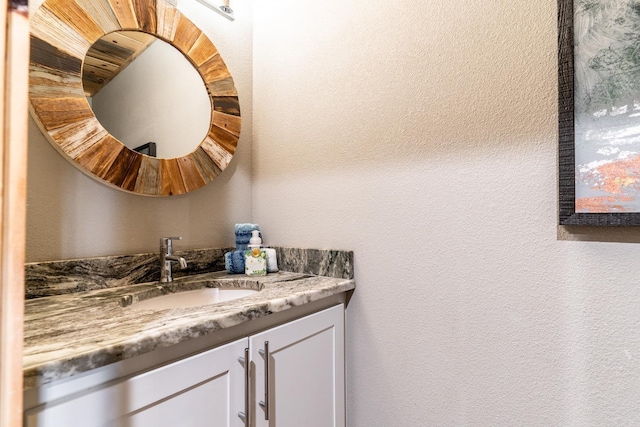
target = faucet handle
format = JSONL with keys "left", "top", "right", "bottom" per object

{"left": 160, "top": 236, "right": 182, "bottom": 247}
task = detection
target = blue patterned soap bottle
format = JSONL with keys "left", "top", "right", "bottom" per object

{"left": 245, "top": 230, "right": 267, "bottom": 276}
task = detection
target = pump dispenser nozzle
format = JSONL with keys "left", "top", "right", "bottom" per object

{"left": 248, "top": 230, "right": 262, "bottom": 247}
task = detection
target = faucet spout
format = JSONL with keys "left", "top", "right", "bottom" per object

{"left": 159, "top": 237, "right": 187, "bottom": 283}
{"left": 165, "top": 254, "right": 188, "bottom": 269}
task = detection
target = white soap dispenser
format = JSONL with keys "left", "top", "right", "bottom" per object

{"left": 245, "top": 230, "right": 267, "bottom": 276}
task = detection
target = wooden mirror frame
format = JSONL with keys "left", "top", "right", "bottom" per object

{"left": 29, "top": 0, "right": 241, "bottom": 196}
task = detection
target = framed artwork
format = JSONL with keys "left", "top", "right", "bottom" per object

{"left": 559, "top": 0, "right": 640, "bottom": 225}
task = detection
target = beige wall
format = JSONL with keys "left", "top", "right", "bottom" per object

{"left": 26, "top": 0, "right": 254, "bottom": 261}
{"left": 253, "top": 0, "right": 640, "bottom": 425}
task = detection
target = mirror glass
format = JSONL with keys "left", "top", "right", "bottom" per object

{"left": 82, "top": 31, "right": 211, "bottom": 159}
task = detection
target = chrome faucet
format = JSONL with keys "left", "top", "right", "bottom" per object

{"left": 160, "top": 237, "right": 187, "bottom": 283}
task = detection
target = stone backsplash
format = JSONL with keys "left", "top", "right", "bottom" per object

{"left": 25, "top": 247, "right": 354, "bottom": 299}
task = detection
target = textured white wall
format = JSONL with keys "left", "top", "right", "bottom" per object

{"left": 26, "top": 0, "right": 253, "bottom": 261}
{"left": 253, "top": 0, "right": 640, "bottom": 425}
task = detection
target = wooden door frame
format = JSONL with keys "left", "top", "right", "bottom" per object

{"left": 0, "top": 0, "right": 29, "bottom": 424}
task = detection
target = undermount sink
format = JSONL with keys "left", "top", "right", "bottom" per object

{"left": 128, "top": 287, "right": 258, "bottom": 310}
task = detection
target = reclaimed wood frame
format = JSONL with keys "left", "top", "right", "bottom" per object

{"left": 559, "top": 0, "right": 640, "bottom": 225}
{"left": 29, "top": 0, "right": 241, "bottom": 196}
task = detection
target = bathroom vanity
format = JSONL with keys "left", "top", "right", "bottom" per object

{"left": 23, "top": 248, "right": 354, "bottom": 427}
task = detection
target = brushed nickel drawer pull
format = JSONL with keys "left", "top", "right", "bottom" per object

{"left": 238, "top": 348, "right": 250, "bottom": 427}
{"left": 258, "top": 341, "right": 270, "bottom": 420}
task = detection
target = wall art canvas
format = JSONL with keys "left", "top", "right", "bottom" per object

{"left": 559, "top": 0, "right": 640, "bottom": 225}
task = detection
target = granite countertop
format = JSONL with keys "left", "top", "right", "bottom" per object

{"left": 24, "top": 267, "right": 355, "bottom": 389}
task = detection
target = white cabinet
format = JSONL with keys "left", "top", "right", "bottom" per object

{"left": 25, "top": 304, "right": 345, "bottom": 427}
{"left": 25, "top": 338, "right": 247, "bottom": 427}
{"left": 251, "top": 304, "right": 344, "bottom": 427}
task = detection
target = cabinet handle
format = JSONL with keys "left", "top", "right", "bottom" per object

{"left": 238, "top": 348, "right": 250, "bottom": 427}
{"left": 258, "top": 341, "right": 270, "bottom": 420}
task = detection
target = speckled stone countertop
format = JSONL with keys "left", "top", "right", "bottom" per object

{"left": 24, "top": 248, "right": 355, "bottom": 389}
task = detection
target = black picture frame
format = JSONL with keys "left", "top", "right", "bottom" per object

{"left": 558, "top": 0, "right": 640, "bottom": 226}
{"left": 133, "top": 142, "right": 157, "bottom": 158}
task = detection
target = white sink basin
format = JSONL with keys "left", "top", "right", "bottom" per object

{"left": 129, "top": 288, "right": 258, "bottom": 310}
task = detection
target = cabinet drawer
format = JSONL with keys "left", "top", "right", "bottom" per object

{"left": 25, "top": 338, "right": 247, "bottom": 427}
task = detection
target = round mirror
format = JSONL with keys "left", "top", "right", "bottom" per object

{"left": 28, "top": 0, "right": 241, "bottom": 196}
{"left": 83, "top": 32, "right": 211, "bottom": 159}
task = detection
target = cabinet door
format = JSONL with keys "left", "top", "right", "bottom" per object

{"left": 25, "top": 338, "right": 248, "bottom": 427}
{"left": 250, "top": 304, "right": 345, "bottom": 427}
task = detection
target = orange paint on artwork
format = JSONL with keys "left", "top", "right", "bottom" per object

{"left": 593, "top": 155, "right": 640, "bottom": 193}
{"left": 576, "top": 196, "right": 631, "bottom": 212}
{"left": 577, "top": 154, "right": 640, "bottom": 212}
